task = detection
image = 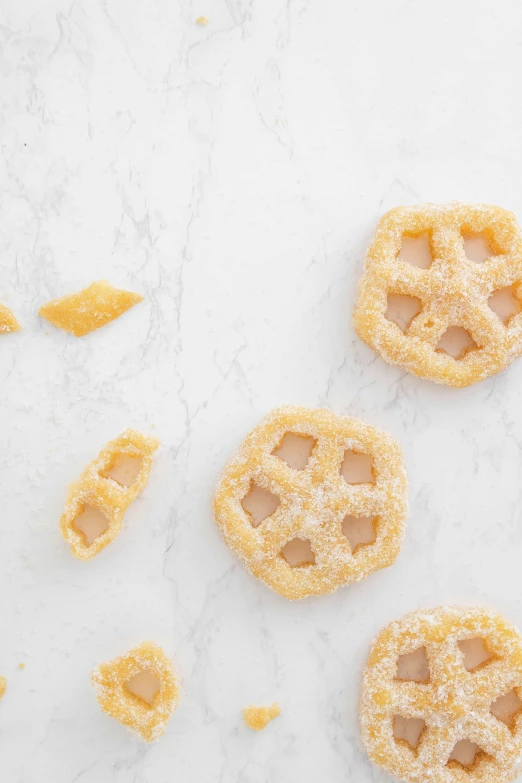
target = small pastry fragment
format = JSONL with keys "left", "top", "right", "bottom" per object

{"left": 354, "top": 203, "right": 522, "bottom": 387}
{"left": 39, "top": 280, "right": 143, "bottom": 336}
{"left": 243, "top": 702, "right": 280, "bottom": 731}
{"left": 360, "top": 606, "right": 522, "bottom": 783}
{"left": 0, "top": 677, "right": 6, "bottom": 698}
{"left": 196, "top": 15, "right": 208, "bottom": 25}
{"left": 213, "top": 406, "right": 407, "bottom": 600}
{"left": 0, "top": 303, "right": 21, "bottom": 333}
{"left": 60, "top": 429, "right": 159, "bottom": 560}
{"left": 91, "top": 642, "right": 178, "bottom": 742}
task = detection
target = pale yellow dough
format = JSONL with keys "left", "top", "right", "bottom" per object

{"left": 91, "top": 641, "right": 178, "bottom": 743}
{"left": 39, "top": 280, "right": 143, "bottom": 336}
{"left": 213, "top": 406, "right": 407, "bottom": 600}
{"left": 354, "top": 203, "right": 522, "bottom": 387}
{"left": 361, "top": 606, "right": 522, "bottom": 783}
{"left": 0, "top": 303, "right": 21, "bottom": 333}
{"left": 59, "top": 429, "right": 159, "bottom": 560}
{"left": 243, "top": 703, "right": 280, "bottom": 731}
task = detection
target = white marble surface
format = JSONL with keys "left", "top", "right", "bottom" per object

{"left": 2, "top": 0, "right": 522, "bottom": 780}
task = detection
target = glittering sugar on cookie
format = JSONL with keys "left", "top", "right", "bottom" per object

{"left": 91, "top": 642, "right": 178, "bottom": 743}
{"left": 39, "top": 280, "right": 143, "bottom": 336}
{"left": 354, "top": 203, "right": 522, "bottom": 387}
{"left": 213, "top": 406, "right": 407, "bottom": 600}
{"left": 59, "top": 429, "right": 159, "bottom": 560}
{"left": 361, "top": 606, "right": 522, "bottom": 783}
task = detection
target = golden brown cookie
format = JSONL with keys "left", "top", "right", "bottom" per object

{"left": 39, "top": 280, "right": 143, "bottom": 336}
{"left": 0, "top": 303, "right": 21, "bottom": 333}
{"left": 354, "top": 203, "right": 522, "bottom": 387}
{"left": 243, "top": 703, "right": 280, "bottom": 731}
{"left": 60, "top": 429, "right": 159, "bottom": 560}
{"left": 213, "top": 406, "right": 407, "bottom": 600}
{"left": 91, "top": 641, "right": 178, "bottom": 742}
{"left": 360, "top": 606, "right": 522, "bottom": 783}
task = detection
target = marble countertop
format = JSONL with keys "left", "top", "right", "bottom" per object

{"left": 3, "top": 1, "right": 522, "bottom": 781}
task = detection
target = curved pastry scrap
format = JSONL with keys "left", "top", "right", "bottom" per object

{"left": 39, "top": 280, "right": 143, "bottom": 336}
{"left": 0, "top": 303, "right": 21, "bottom": 333}
{"left": 60, "top": 429, "right": 160, "bottom": 560}
{"left": 243, "top": 702, "right": 280, "bottom": 731}
{"left": 361, "top": 606, "right": 522, "bottom": 783}
{"left": 354, "top": 203, "right": 522, "bottom": 387}
{"left": 91, "top": 641, "right": 178, "bottom": 742}
{"left": 213, "top": 406, "right": 407, "bottom": 600}
{"left": 0, "top": 677, "right": 6, "bottom": 698}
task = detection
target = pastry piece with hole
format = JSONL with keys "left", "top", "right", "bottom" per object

{"left": 213, "top": 406, "right": 407, "bottom": 600}
{"left": 243, "top": 703, "right": 280, "bottom": 731}
{"left": 60, "top": 429, "right": 159, "bottom": 560}
{"left": 360, "top": 606, "right": 522, "bottom": 783}
{"left": 354, "top": 203, "right": 522, "bottom": 387}
{"left": 91, "top": 641, "right": 178, "bottom": 742}
{"left": 0, "top": 303, "right": 21, "bottom": 333}
{"left": 39, "top": 280, "right": 143, "bottom": 336}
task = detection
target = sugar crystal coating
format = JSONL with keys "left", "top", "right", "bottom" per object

{"left": 91, "top": 641, "right": 178, "bottom": 742}
{"left": 243, "top": 703, "right": 280, "bottom": 731}
{"left": 354, "top": 203, "right": 522, "bottom": 387}
{"left": 39, "top": 280, "right": 143, "bottom": 336}
{"left": 213, "top": 406, "right": 408, "bottom": 600}
{"left": 360, "top": 606, "right": 522, "bottom": 783}
{"left": 0, "top": 303, "right": 21, "bottom": 333}
{"left": 59, "top": 429, "right": 160, "bottom": 560}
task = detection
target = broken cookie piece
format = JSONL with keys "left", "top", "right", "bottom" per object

{"left": 59, "top": 429, "right": 159, "bottom": 560}
{"left": 0, "top": 303, "right": 21, "bottom": 333}
{"left": 91, "top": 641, "right": 178, "bottom": 742}
{"left": 38, "top": 280, "right": 143, "bottom": 336}
{"left": 243, "top": 702, "right": 280, "bottom": 731}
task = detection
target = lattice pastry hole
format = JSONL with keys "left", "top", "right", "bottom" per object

{"left": 396, "top": 646, "right": 430, "bottom": 683}
{"left": 488, "top": 284, "right": 522, "bottom": 325}
{"left": 393, "top": 716, "right": 426, "bottom": 752}
{"left": 271, "top": 432, "right": 316, "bottom": 470}
{"left": 397, "top": 232, "right": 433, "bottom": 269}
{"left": 73, "top": 504, "right": 109, "bottom": 547}
{"left": 340, "top": 450, "right": 375, "bottom": 484}
{"left": 458, "top": 637, "right": 495, "bottom": 672}
{"left": 385, "top": 294, "right": 422, "bottom": 333}
{"left": 447, "top": 739, "right": 489, "bottom": 770}
{"left": 241, "top": 482, "right": 280, "bottom": 527}
{"left": 125, "top": 669, "right": 161, "bottom": 708}
{"left": 281, "top": 537, "right": 316, "bottom": 567}
{"left": 100, "top": 455, "right": 143, "bottom": 488}
{"left": 490, "top": 689, "right": 522, "bottom": 730}
{"left": 435, "top": 326, "right": 477, "bottom": 360}
{"left": 341, "top": 515, "right": 376, "bottom": 553}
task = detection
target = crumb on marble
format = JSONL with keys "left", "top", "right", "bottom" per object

{"left": 18, "top": 663, "right": 25, "bottom": 670}
{"left": 196, "top": 16, "right": 209, "bottom": 25}
{"left": 243, "top": 702, "right": 280, "bottom": 731}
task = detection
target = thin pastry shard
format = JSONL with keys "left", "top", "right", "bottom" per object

{"left": 0, "top": 303, "right": 21, "bottom": 333}
{"left": 213, "top": 406, "right": 407, "bottom": 600}
{"left": 60, "top": 429, "right": 160, "bottom": 560}
{"left": 91, "top": 642, "right": 178, "bottom": 742}
{"left": 39, "top": 280, "right": 143, "bottom": 336}
{"left": 354, "top": 203, "right": 522, "bottom": 387}
{"left": 360, "top": 606, "right": 522, "bottom": 783}
{"left": 0, "top": 677, "right": 6, "bottom": 698}
{"left": 243, "top": 703, "right": 280, "bottom": 731}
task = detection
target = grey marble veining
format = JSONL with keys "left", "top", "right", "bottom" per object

{"left": 2, "top": 0, "right": 522, "bottom": 781}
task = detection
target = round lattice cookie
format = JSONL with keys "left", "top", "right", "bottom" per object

{"left": 213, "top": 406, "right": 407, "bottom": 600}
{"left": 361, "top": 606, "right": 522, "bottom": 783}
{"left": 354, "top": 203, "right": 522, "bottom": 387}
